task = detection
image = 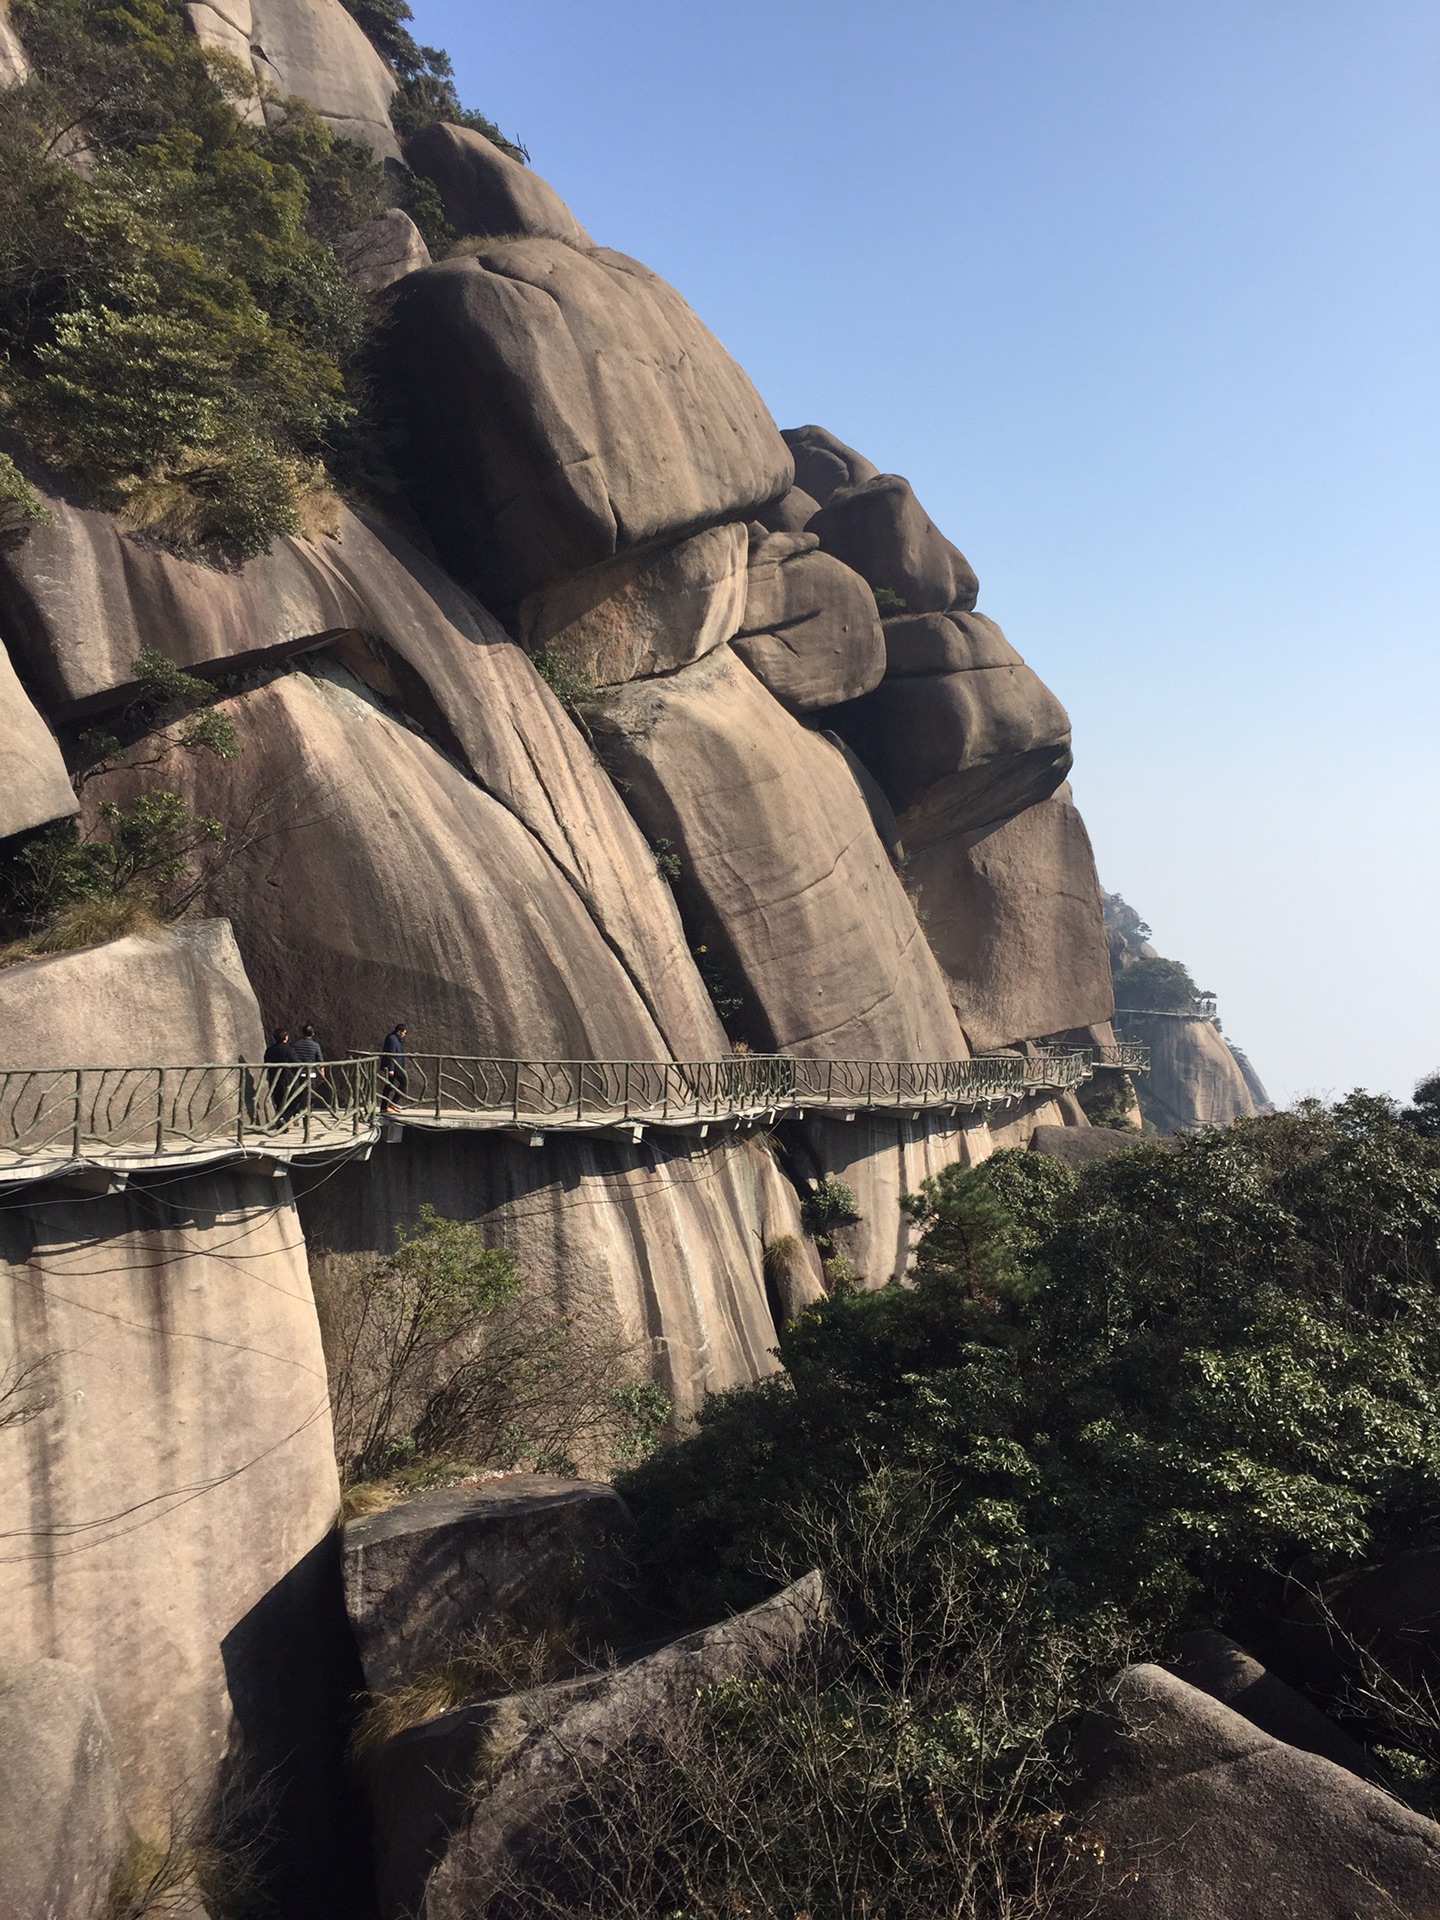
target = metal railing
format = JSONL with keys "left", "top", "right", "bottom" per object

{"left": 1089, "top": 1041, "right": 1151, "bottom": 1072}
{"left": 0, "top": 1042, "right": 1141, "bottom": 1174}
{"left": 0, "top": 1057, "right": 378, "bottom": 1168}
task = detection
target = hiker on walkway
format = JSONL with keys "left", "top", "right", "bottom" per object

{"left": 292, "top": 1023, "right": 328, "bottom": 1113}
{"left": 381, "top": 1021, "right": 408, "bottom": 1111}
{"left": 263, "top": 1028, "right": 298, "bottom": 1122}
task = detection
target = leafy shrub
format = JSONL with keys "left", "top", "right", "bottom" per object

{"left": 1112, "top": 952, "right": 1212, "bottom": 1013}
{"left": 801, "top": 1175, "right": 858, "bottom": 1235}
{"left": 532, "top": 647, "right": 603, "bottom": 711}
{"left": 691, "top": 942, "right": 744, "bottom": 1024}
{"left": 872, "top": 587, "right": 907, "bottom": 612}
{"left": 650, "top": 837, "right": 682, "bottom": 883}
{"left": 622, "top": 1100, "right": 1440, "bottom": 1639}
{"left": 316, "top": 1206, "right": 670, "bottom": 1491}
{"left": 0, "top": 450, "right": 47, "bottom": 530}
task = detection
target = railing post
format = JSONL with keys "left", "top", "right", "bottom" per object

{"left": 236, "top": 1064, "right": 245, "bottom": 1147}
{"left": 154, "top": 1067, "right": 165, "bottom": 1154}
{"left": 622, "top": 1060, "right": 631, "bottom": 1123}
{"left": 72, "top": 1069, "right": 83, "bottom": 1158}
{"left": 434, "top": 1058, "right": 442, "bottom": 1122}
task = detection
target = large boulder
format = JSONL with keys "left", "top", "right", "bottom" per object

{"left": 781, "top": 425, "right": 879, "bottom": 506}
{"left": 84, "top": 668, "right": 687, "bottom": 1061}
{"left": 881, "top": 607, "right": 1019, "bottom": 677}
{"left": 369, "top": 1572, "right": 826, "bottom": 1920}
{"left": 0, "top": 497, "right": 726, "bottom": 1059}
{"left": 184, "top": 0, "right": 400, "bottom": 156}
{"left": 1076, "top": 1663, "right": 1440, "bottom": 1919}
{"left": 300, "top": 1125, "right": 816, "bottom": 1423}
{"left": 404, "top": 122, "right": 593, "bottom": 247}
{"left": 731, "top": 528, "right": 885, "bottom": 713}
{"left": 1030, "top": 1123, "right": 1144, "bottom": 1167}
{"left": 0, "top": 1659, "right": 127, "bottom": 1920}
{"left": 0, "top": 637, "right": 74, "bottom": 839}
{"left": 0, "top": 1173, "right": 345, "bottom": 1838}
{"left": 754, "top": 483, "right": 821, "bottom": 534}
{"left": 809, "top": 474, "right": 978, "bottom": 615}
{"left": 904, "top": 791, "right": 1114, "bottom": 1049}
{"left": 514, "top": 523, "right": 748, "bottom": 686}
{"left": 587, "top": 644, "right": 969, "bottom": 1062}
{"left": 1165, "top": 1630, "right": 1376, "bottom": 1778}
{"left": 1116, "top": 1013, "right": 1262, "bottom": 1134}
{"left": 0, "top": 919, "right": 264, "bottom": 1068}
{"left": 334, "top": 207, "right": 431, "bottom": 293}
{"left": 344, "top": 1478, "right": 636, "bottom": 1694}
{"left": 380, "top": 243, "right": 793, "bottom": 608}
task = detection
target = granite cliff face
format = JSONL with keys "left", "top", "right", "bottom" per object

{"left": 0, "top": 6, "right": 1273, "bottom": 1908}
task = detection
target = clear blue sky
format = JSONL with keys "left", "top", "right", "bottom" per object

{"left": 413, "top": 0, "right": 1439, "bottom": 1106}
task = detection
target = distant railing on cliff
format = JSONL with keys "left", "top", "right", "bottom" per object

{"left": 0, "top": 1043, "right": 1146, "bottom": 1181}
{"left": 1089, "top": 1041, "right": 1152, "bottom": 1072}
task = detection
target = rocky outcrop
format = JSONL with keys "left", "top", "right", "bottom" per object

{"left": 334, "top": 207, "right": 431, "bottom": 293}
{"left": 809, "top": 473, "right": 978, "bottom": 615}
{"left": 87, "top": 669, "right": 693, "bottom": 1062}
{"left": 185, "top": 0, "right": 401, "bottom": 157}
{"left": 904, "top": 791, "right": 1114, "bottom": 1048}
{"left": 381, "top": 243, "right": 792, "bottom": 608}
{"left": 515, "top": 523, "right": 748, "bottom": 687}
{"left": 1077, "top": 1663, "right": 1440, "bottom": 1919}
{"left": 404, "top": 122, "right": 594, "bottom": 247}
{"left": 0, "top": 637, "right": 75, "bottom": 839}
{"left": 781, "top": 425, "right": 879, "bottom": 505}
{"left": 1164, "top": 1630, "right": 1376, "bottom": 1778}
{"left": 0, "top": 919, "right": 264, "bottom": 1068}
{"left": 785, "top": 1111, "right": 992, "bottom": 1284}
{"left": 344, "top": 1478, "right": 636, "bottom": 1693}
{"left": 0, "top": 1659, "right": 127, "bottom": 1920}
{"left": 0, "top": 1171, "right": 343, "bottom": 1827}
{"left": 1118, "top": 1012, "right": 1263, "bottom": 1134}
{"left": 370, "top": 1572, "right": 826, "bottom": 1920}
{"left": 0, "top": 0, "right": 29, "bottom": 88}
{"left": 755, "top": 483, "right": 822, "bottom": 534}
{"left": 588, "top": 644, "right": 969, "bottom": 1062}
{"left": 1029, "top": 1124, "right": 1144, "bottom": 1167}
{"left": 731, "top": 528, "right": 885, "bottom": 712}
{"left": 299, "top": 1127, "right": 815, "bottom": 1420}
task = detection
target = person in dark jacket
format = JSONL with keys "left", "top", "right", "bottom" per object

{"left": 381, "top": 1022, "right": 408, "bottom": 1111}
{"left": 263, "top": 1028, "right": 298, "bottom": 1122}
{"left": 292, "top": 1023, "right": 328, "bottom": 1113}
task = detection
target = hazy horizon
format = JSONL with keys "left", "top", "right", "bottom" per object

{"left": 414, "top": 0, "right": 1439, "bottom": 1106}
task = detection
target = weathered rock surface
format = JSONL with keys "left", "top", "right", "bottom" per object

{"left": 731, "top": 528, "right": 885, "bottom": 712}
{"left": 1115, "top": 1013, "right": 1262, "bottom": 1134}
{"left": 515, "top": 523, "right": 748, "bottom": 686}
{"left": 0, "top": 1, "right": 30, "bottom": 88}
{"left": 1029, "top": 1123, "right": 1143, "bottom": 1166}
{"left": 0, "top": 1173, "right": 343, "bottom": 1828}
{"left": 344, "top": 1478, "right": 636, "bottom": 1694}
{"left": 809, "top": 473, "right": 978, "bottom": 614}
{"left": 1077, "top": 1663, "right": 1440, "bottom": 1919}
{"left": 334, "top": 207, "right": 431, "bottom": 293}
{"left": 588, "top": 645, "right": 969, "bottom": 1062}
{"left": 0, "top": 637, "right": 75, "bottom": 839}
{"left": 882, "top": 608, "right": 1020, "bottom": 677}
{"left": 0, "top": 919, "right": 264, "bottom": 1069}
{"left": 781, "top": 425, "right": 879, "bottom": 505}
{"left": 754, "top": 483, "right": 821, "bottom": 534}
{"left": 856, "top": 653, "right": 1073, "bottom": 828}
{"left": 253, "top": 0, "right": 399, "bottom": 156}
{"left": 904, "top": 792, "right": 1114, "bottom": 1049}
{"left": 0, "top": 1659, "right": 127, "bottom": 1920}
{"left": 1165, "top": 1630, "right": 1376, "bottom": 1778}
{"left": 404, "top": 122, "right": 594, "bottom": 247}
{"left": 301, "top": 1127, "right": 815, "bottom": 1422}
{"left": 370, "top": 1572, "right": 826, "bottom": 1920}
{"left": 787, "top": 1111, "right": 992, "bottom": 1284}
{"left": 87, "top": 669, "right": 687, "bottom": 1061}
{"left": 0, "top": 497, "right": 725, "bottom": 1059}
{"left": 381, "top": 242, "right": 793, "bottom": 608}
{"left": 986, "top": 1084, "right": 1090, "bottom": 1150}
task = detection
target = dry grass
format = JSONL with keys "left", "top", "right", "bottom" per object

{"left": 352, "top": 1623, "right": 580, "bottom": 1758}
{"left": 338, "top": 1478, "right": 404, "bottom": 1522}
{"left": 0, "top": 890, "right": 162, "bottom": 967}
{"left": 762, "top": 1233, "right": 803, "bottom": 1287}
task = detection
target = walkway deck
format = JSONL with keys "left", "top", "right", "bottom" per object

{"left": 0, "top": 1044, "right": 1147, "bottom": 1187}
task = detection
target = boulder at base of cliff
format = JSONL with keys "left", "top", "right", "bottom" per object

{"left": 515, "top": 524, "right": 748, "bottom": 686}
{"left": 368, "top": 1573, "right": 826, "bottom": 1920}
{"left": 404, "top": 122, "right": 594, "bottom": 247}
{"left": 1076, "top": 1663, "right": 1440, "bottom": 1919}
{"left": 344, "top": 1478, "right": 637, "bottom": 1695}
{"left": 381, "top": 242, "right": 792, "bottom": 608}
{"left": 903, "top": 790, "right": 1114, "bottom": 1050}
{"left": 0, "top": 636, "right": 75, "bottom": 839}
{"left": 731, "top": 529, "right": 885, "bottom": 713}
{"left": 587, "top": 644, "right": 969, "bottom": 1062}
{"left": 0, "top": 1659, "right": 127, "bottom": 1920}
{"left": 0, "top": 919, "right": 264, "bottom": 1068}
{"left": 1029, "top": 1124, "right": 1146, "bottom": 1167}
{"left": 1115, "top": 1012, "right": 1262, "bottom": 1133}
{"left": 808, "top": 473, "right": 978, "bottom": 614}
